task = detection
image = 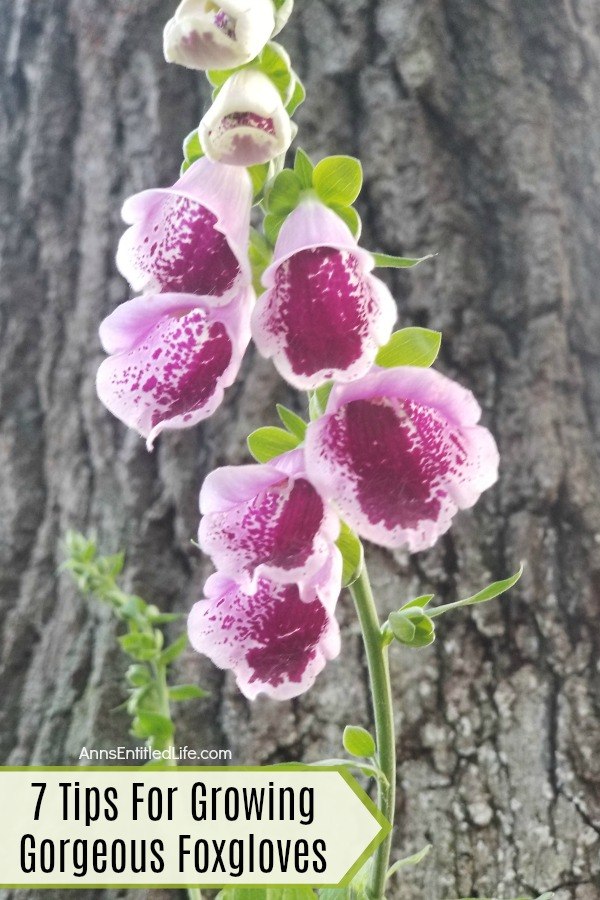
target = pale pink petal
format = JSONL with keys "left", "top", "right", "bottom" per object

{"left": 324, "top": 366, "right": 484, "bottom": 428}
{"left": 99, "top": 293, "right": 199, "bottom": 355}
{"left": 252, "top": 246, "right": 397, "bottom": 390}
{"left": 187, "top": 575, "right": 341, "bottom": 700}
{"left": 96, "top": 289, "right": 252, "bottom": 448}
{"left": 199, "top": 457, "right": 340, "bottom": 592}
{"left": 305, "top": 368, "right": 499, "bottom": 551}
{"left": 262, "top": 200, "right": 372, "bottom": 288}
{"left": 116, "top": 158, "right": 252, "bottom": 301}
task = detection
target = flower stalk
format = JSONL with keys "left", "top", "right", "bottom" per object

{"left": 349, "top": 563, "right": 396, "bottom": 900}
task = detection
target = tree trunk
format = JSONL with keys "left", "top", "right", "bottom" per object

{"left": 1, "top": 1, "right": 599, "bottom": 899}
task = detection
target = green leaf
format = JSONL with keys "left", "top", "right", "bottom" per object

{"left": 247, "top": 426, "right": 300, "bottom": 463}
{"left": 343, "top": 725, "right": 377, "bottom": 758}
{"left": 376, "top": 328, "right": 442, "bottom": 369}
{"left": 126, "top": 664, "right": 151, "bottom": 688}
{"left": 389, "top": 611, "right": 435, "bottom": 648}
{"left": 119, "top": 632, "right": 160, "bottom": 662}
{"left": 309, "top": 382, "right": 333, "bottom": 419}
{"left": 400, "top": 594, "right": 435, "bottom": 611}
{"left": 158, "top": 632, "right": 188, "bottom": 666}
{"left": 258, "top": 42, "right": 295, "bottom": 104}
{"left": 336, "top": 522, "right": 364, "bottom": 587}
{"left": 264, "top": 211, "right": 288, "bottom": 246}
{"left": 313, "top": 156, "right": 363, "bottom": 207}
{"left": 387, "top": 845, "right": 432, "bottom": 880}
{"left": 249, "top": 163, "right": 271, "bottom": 199}
{"left": 276, "top": 404, "right": 307, "bottom": 440}
{"left": 147, "top": 611, "right": 183, "bottom": 625}
{"left": 168, "top": 684, "right": 210, "bottom": 702}
{"left": 266, "top": 169, "right": 302, "bottom": 216}
{"left": 249, "top": 229, "right": 273, "bottom": 295}
{"left": 286, "top": 77, "right": 306, "bottom": 115}
{"left": 182, "top": 128, "right": 204, "bottom": 165}
{"left": 372, "top": 252, "right": 435, "bottom": 268}
{"left": 428, "top": 565, "right": 524, "bottom": 620}
{"left": 329, "top": 204, "right": 362, "bottom": 239}
{"left": 294, "top": 148, "right": 314, "bottom": 189}
{"left": 132, "top": 711, "right": 174, "bottom": 741}
{"left": 218, "top": 889, "right": 317, "bottom": 900}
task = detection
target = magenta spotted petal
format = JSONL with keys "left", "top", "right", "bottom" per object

{"left": 116, "top": 158, "right": 252, "bottom": 302}
{"left": 252, "top": 200, "right": 397, "bottom": 389}
{"left": 305, "top": 367, "right": 499, "bottom": 552}
{"left": 199, "top": 451, "right": 340, "bottom": 594}
{"left": 188, "top": 555, "right": 342, "bottom": 700}
{"left": 96, "top": 290, "right": 252, "bottom": 448}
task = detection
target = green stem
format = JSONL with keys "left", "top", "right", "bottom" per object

{"left": 186, "top": 888, "right": 203, "bottom": 900}
{"left": 152, "top": 660, "right": 177, "bottom": 766}
{"left": 349, "top": 565, "right": 396, "bottom": 900}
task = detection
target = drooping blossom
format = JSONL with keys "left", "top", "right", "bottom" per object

{"left": 199, "top": 449, "right": 340, "bottom": 594}
{"left": 188, "top": 550, "right": 342, "bottom": 700}
{"left": 96, "top": 290, "right": 253, "bottom": 448}
{"left": 251, "top": 199, "right": 397, "bottom": 389}
{"left": 199, "top": 69, "right": 294, "bottom": 167}
{"left": 116, "top": 158, "right": 252, "bottom": 301}
{"left": 163, "top": 0, "right": 291, "bottom": 72}
{"left": 305, "top": 367, "right": 499, "bottom": 551}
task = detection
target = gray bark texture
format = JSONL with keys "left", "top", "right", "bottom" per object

{"left": 1, "top": 0, "right": 600, "bottom": 898}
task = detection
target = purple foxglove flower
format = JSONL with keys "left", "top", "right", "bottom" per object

{"left": 198, "top": 449, "right": 340, "bottom": 594}
{"left": 305, "top": 367, "right": 500, "bottom": 552}
{"left": 163, "top": 0, "right": 288, "bottom": 72}
{"left": 96, "top": 290, "right": 252, "bottom": 449}
{"left": 116, "top": 158, "right": 252, "bottom": 301}
{"left": 188, "top": 551, "right": 342, "bottom": 700}
{"left": 199, "top": 69, "right": 294, "bottom": 167}
{"left": 251, "top": 200, "right": 398, "bottom": 389}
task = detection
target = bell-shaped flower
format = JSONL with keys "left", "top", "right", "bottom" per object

{"left": 199, "top": 69, "right": 294, "bottom": 167}
{"left": 251, "top": 200, "right": 397, "bottom": 389}
{"left": 198, "top": 449, "right": 340, "bottom": 594}
{"left": 305, "top": 367, "right": 499, "bottom": 552}
{"left": 164, "top": 0, "right": 281, "bottom": 72}
{"left": 188, "top": 551, "right": 342, "bottom": 700}
{"left": 96, "top": 290, "right": 253, "bottom": 449}
{"left": 116, "top": 157, "right": 252, "bottom": 301}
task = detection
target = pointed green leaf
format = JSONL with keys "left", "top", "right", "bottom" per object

{"left": 309, "top": 382, "right": 334, "bottom": 419}
{"left": 313, "top": 156, "right": 363, "bottom": 207}
{"left": 376, "top": 328, "right": 441, "bottom": 369}
{"left": 168, "top": 684, "right": 210, "bottom": 702}
{"left": 276, "top": 404, "right": 307, "bottom": 440}
{"left": 264, "top": 211, "right": 288, "bottom": 246}
{"left": 428, "top": 565, "right": 524, "bottom": 619}
{"left": 132, "top": 711, "right": 174, "bottom": 741}
{"left": 389, "top": 615, "right": 416, "bottom": 644}
{"left": 249, "top": 163, "right": 271, "bottom": 199}
{"left": 372, "top": 252, "right": 435, "bottom": 268}
{"left": 294, "top": 148, "right": 314, "bottom": 189}
{"left": 336, "top": 522, "right": 364, "bottom": 587}
{"left": 158, "top": 632, "right": 188, "bottom": 666}
{"left": 119, "top": 632, "right": 160, "bottom": 662}
{"left": 343, "top": 725, "right": 377, "bottom": 758}
{"left": 400, "top": 594, "right": 434, "bottom": 611}
{"left": 247, "top": 426, "right": 300, "bottom": 463}
{"left": 286, "top": 77, "right": 306, "bottom": 115}
{"left": 330, "top": 204, "right": 362, "bottom": 239}
{"left": 249, "top": 229, "right": 273, "bottom": 295}
{"left": 126, "top": 664, "right": 151, "bottom": 688}
{"left": 266, "top": 169, "right": 302, "bottom": 216}
{"left": 183, "top": 128, "right": 204, "bottom": 165}
{"left": 387, "top": 845, "right": 432, "bottom": 880}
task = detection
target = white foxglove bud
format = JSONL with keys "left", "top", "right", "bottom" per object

{"left": 164, "top": 0, "right": 277, "bottom": 71}
{"left": 199, "top": 69, "right": 294, "bottom": 166}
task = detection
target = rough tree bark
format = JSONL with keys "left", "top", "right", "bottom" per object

{"left": 1, "top": 1, "right": 599, "bottom": 899}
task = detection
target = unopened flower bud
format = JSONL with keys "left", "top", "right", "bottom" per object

{"left": 163, "top": 0, "right": 277, "bottom": 71}
{"left": 199, "top": 69, "right": 294, "bottom": 166}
